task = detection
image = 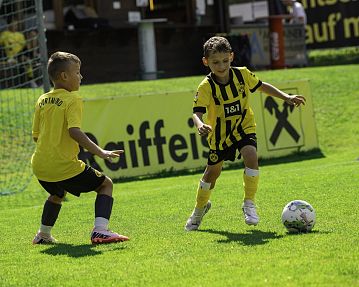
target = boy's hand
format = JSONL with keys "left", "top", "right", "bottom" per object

{"left": 286, "top": 95, "right": 306, "bottom": 107}
{"left": 102, "top": 150, "right": 124, "bottom": 162}
{"left": 198, "top": 124, "right": 212, "bottom": 136}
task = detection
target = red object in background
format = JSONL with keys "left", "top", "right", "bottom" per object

{"left": 269, "top": 15, "right": 285, "bottom": 69}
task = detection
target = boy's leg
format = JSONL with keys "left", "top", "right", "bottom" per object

{"left": 94, "top": 188, "right": 113, "bottom": 231}
{"left": 240, "top": 145, "right": 260, "bottom": 225}
{"left": 197, "top": 161, "right": 223, "bottom": 207}
{"left": 55, "top": 166, "right": 129, "bottom": 244}
{"left": 33, "top": 194, "right": 64, "bottom": 244}
{"left": 195, "top": 179, "right": 212, "bottom": 209}
{"left": 94, "top": 176, "right": 114, "bottom": 231}
{"left": 91, "top": 176, "right": 129, "bottom": 244}
{"left": 243, "top": 167, "right": 259, "bottom": 202}
{"left": 185, "top": 162, "right": 222, "bottom": 231}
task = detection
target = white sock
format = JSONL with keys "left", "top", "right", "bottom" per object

{"left": 94, "top": 217, "right": 109, "bottom": 230}
{"left": 245, "top": 167, "right": 259, "bottom": 177}
{"left": 199, "top": 179, "right": 211, "bottom": 191}
{"left": 39, "top": 224, "right": 52, "bottom": 235}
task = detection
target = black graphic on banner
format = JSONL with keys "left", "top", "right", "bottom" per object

{"left": 265, "top": 97, "right": 300, "bottom": 145}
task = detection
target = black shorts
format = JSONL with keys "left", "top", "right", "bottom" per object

{"left": 207, "top": 133, "right": 257, "bottom": 165}
{"left": 38, "top": 165, "right": 106, "bottom": 198}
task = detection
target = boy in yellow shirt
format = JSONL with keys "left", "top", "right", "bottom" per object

{"left": 185, "top": 36, "right": 306, "bottom": 231}
{"left": 32, "top": 52, "right": 129, "bottom": 244}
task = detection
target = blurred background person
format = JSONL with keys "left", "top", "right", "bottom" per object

{"left": 0, "top": 18, "right": 26, "bottom": 63}
{"left": 282, "top": 0, "right": 307, "bottom": 25}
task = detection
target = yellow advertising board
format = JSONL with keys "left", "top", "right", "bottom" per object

{"left": 254, "top": 81, "right": 318, "bottom": 158}
{"left": 81, "top": 80, "right": 318, "bottom": 179}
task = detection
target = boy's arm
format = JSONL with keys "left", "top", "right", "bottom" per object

{"left": 258, "top": 82, "right": 306, "bottom": 107}
{"left": 69, "top": 127, "right": 123, "bottom": 160}
{"left": 193, "top": 112, "right": 212, "bottom": 136}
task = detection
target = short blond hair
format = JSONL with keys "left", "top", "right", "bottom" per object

{"left": 203, "top": 36, "right": 232, "bottom": 58}
{"left": 47, "top": 51, "right": 81, "bottom": 82}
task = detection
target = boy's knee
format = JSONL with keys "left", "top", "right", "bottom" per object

{"left": 203, "top": 164, "right": 222, "bottom": 181}
{"left": 96, "top": 176, "right": 113, "bottom": 196}
{"left": 203, "top": 170, "right": 218, "bottom": 181}
{"left": 48, "top": 194, "right": 65, "bottom": 204}
{"left": 103, "top": 176, "right": 113, "bottom": 187}
{"left": 202, "top": 172, "right": 220, "bottom": 188}
{"left": 241, "top": 146, "right": 258, "bottom": 169}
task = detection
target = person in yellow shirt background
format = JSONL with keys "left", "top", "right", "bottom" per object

{"left": 0, "top": 18, "right": 26, "bottom": 63}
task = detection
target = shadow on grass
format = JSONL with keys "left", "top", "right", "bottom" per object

{"left": 40, "top": 243, "right": 126, "bottom": 258}
{"left": 284, "top": 229, "right": 328, "bottom": 236}
{"left": 199, "top": 229, "right": 283, "bottom": 245}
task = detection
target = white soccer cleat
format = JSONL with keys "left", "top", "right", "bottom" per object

{"left": 242, "top": 200, "right": 259, "bottom": 226}
{"left": 185, "top": 201, "right": 211, "bottom": 231}
{"left": 32, "top": 231, "right": 58, "bottom": 244}
{"left": 91, "top": 228, "right": 129, "bottom": 244}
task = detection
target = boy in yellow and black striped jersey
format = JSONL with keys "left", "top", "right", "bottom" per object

{"left": 185, "top": 36, "right": 306, "bottom": 231}
{"left": 31, "top": 52, "right": 129, "bottom": 244}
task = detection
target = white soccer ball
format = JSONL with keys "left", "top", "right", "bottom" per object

{"left": 281, "top": 200, "right": 316, "bottom": 233}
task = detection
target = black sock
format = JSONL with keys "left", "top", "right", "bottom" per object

{"left": 95, "top": 194, "right": 113, "bottom": 220}
{"left": 41, "top": 200, "right": 62, "bottom": 226}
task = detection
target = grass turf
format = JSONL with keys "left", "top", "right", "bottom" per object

{"left": 0, "top": 64, "right": 358, "bottom": 286}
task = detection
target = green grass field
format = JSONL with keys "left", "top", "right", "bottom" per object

{"left": 0, "top": 65, "right": 358, "bottom": 286}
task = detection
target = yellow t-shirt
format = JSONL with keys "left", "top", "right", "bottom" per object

{"left": 193, "top": 67, "right": 262, "bottom": 150}
{"left": 0, "top": 30, "right": 26, "bottom": 58}
{"left": 31, "top": 89, "right": 86, "bottom": 181}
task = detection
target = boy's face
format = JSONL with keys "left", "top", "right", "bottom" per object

{"left": 203, "top": 51, "right": 233, "bottom": 83}
{"left": 61, "top": 61, "right": 82, "bottom": 91}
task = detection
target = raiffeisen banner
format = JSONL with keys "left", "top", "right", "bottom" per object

{"left": 80, "top": 80, "right": 318, "bottom": 179}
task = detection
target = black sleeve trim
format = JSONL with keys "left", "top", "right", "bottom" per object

{"left": 250, "top": 80, "right": 262, "bottom": 93}
{"left": 193, "top": 107, "right": 206, "bottom": 114}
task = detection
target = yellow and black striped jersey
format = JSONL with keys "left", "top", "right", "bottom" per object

{"left": 193, "top": 67, "right": 262, "bottom": 150}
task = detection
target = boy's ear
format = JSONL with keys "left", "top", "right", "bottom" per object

{"left": 202, "top": 57, "right": 208, "bottom": 66}
{"left": 60, "top": 71, "right": 67, "bottom": 81}
{"left": 230, "top": 52, "right": 234, "bottom": 63}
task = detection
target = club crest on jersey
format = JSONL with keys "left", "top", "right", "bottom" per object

{"left": 209, "top": 153, "right": 219, "bottom": 162}
{"left": 236, "top": 83, "right": 245, "bottom": 94}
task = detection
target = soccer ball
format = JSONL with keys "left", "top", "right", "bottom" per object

{"left": 281, "top": 200, "right": 316, "bottom": 233}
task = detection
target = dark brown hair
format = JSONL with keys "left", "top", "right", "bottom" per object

{"left": 47, "top": 52, "right": 81, "bottom": 82}
{"left": 203, "top": 36, "right": 232, "bottom": 58}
